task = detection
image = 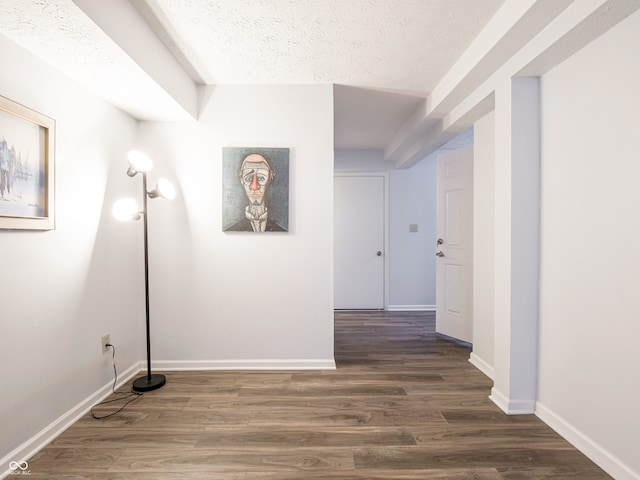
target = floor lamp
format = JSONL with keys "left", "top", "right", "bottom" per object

{"left": 113, "top": 151, "right": 176, "bottom": 392}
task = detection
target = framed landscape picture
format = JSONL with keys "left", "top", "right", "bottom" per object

{"left": 0, "top": 95, "right": 55, "bottom": 230}
{"left": 222, "top": 147, "right": 289, "bottom": 233}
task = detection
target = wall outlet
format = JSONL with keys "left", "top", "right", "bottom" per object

{"left": 101, "top": 334, "right": 111, "bottom": 354}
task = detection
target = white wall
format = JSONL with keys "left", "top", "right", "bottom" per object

{"left": 334, "top": 149, "right": 436, "bottom": 310}
{"left": 388, "top": 158, "right": 436, "bottom": 310}
{"left": 537, "top": 10, "right": 640, "bottom": 479}
{"left": 470, "top": 111, "right": 495, "bottom": 378}
{"left": 0, "top": 35, "right": 141, "bottom": 462}
{"left": 135, "top": 84, "right": 335, "bottom": 368}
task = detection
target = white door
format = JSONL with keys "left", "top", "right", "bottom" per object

{"left": 334, "top": 175, "right": 385, "bottom": 309}
{"left": 436, "top": 146, "right": 473, "bottom": 343}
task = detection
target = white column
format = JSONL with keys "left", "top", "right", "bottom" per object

{"left": 490, "top": 76, "right": 540, "bottom": 414}
{"left": 471, "top": 110, "right": 496, "bottom": 379}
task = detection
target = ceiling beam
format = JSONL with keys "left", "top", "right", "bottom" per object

{"left": 72, "top": 0, "right": 198, "bottom": 120}
{"left": 388, "top": 0, "right": 640, "bottom": 169}
{"left": 385, "top": 0, "right": 574, "bottom": 168}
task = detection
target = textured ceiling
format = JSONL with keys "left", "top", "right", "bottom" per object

{"left": 0, "top": 0, "right": 506, "bottom": 149}
{"left": 133, "top": 0, "right": 505, "bottom": 149}
{"left": 135, "top": 0, "right": 505, "bottom": 94}
{"left": 0, "top": 0, "right": 192, "bottom": 120}
{"left": 1, "top": 1, "right": 634, "bottom": 160}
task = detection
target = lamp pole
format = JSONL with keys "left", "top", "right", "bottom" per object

{"left": 132, "top": 171, "right": 166, "bottom": 392}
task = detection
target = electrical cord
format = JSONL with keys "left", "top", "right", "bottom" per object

{"left": 91, "top": 344, "right": 143, "bottom": 419}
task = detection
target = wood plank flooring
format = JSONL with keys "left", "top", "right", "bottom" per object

{"left": 26, "top": 311, "right": 612, "bottom": 479}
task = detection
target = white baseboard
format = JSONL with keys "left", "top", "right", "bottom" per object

{"left": 0, "top": 363, "right": 141, "bottom": 480}
{"left": 536, "top": 402, "right": 639, "bottom": 480}
{"left": 153, "top": 358, "right": 337, "bottom": 371}
{"left": 387, "top": 304, "right": 435, "bottom": 311}
{"left": 489, "top": 387, "right": 536, "bottom": 414}
{"left": 468, "top": 353, "right": 494, "bottom": 380}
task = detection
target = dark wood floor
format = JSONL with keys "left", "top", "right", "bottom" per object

{"left": 27, "top": 311, "right": 611, "bottom": 479}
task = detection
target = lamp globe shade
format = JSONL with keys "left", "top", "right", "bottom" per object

{"left": 156, "top": 178, "right": 176, "bottom": 200}
{"left": 127, "top": 150, "right": 153, "bottom": 173}
{"left": 113, "top": 197, "right": 140, "bottom": 221}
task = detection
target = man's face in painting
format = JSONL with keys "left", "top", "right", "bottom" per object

{"left": 239, "top": 154, "right": 274, "bottom": 207}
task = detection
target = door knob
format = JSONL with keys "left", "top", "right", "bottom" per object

{"left": 376, "top": 251, "right": 382, "bottom": 256}
{"left": 436, "top": 251, "right": 444, "bottom": 257}
{"left": 437, "top": 238, "right": 444, "bottom": 245}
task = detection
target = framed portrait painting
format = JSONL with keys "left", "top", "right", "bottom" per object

{"left": 222, "top": 147, "right": 289, "bottom": 233}
{"left": 0, "top": 95, "right": 55, "bottom": 230}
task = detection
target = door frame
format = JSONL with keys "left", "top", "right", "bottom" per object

{"left": 334, "top": 172, "right": 389, "bottom": 310}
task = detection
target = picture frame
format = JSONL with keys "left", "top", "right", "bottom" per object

{"left": 0, "top": 95, "right": 55, "bottom": 230}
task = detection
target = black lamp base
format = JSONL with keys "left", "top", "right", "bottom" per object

{"left": 132, "top": 373, "right": 166, "bottom": 392}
